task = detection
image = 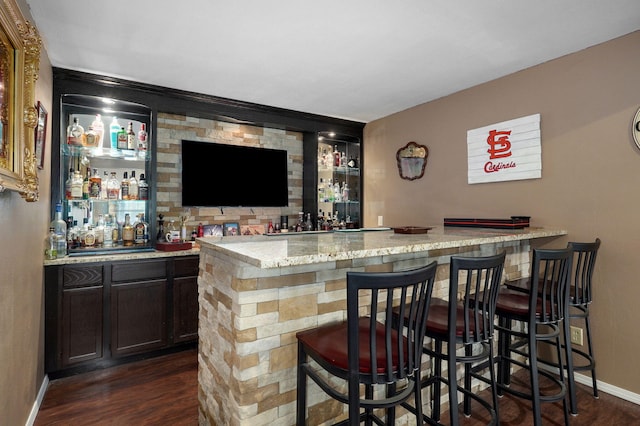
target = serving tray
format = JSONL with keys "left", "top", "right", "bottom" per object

{"left": 443, "top": 217, "right": 530, "bottom": 229}
{"left": 393, "top": 226, "right": 433, "bottom": 234}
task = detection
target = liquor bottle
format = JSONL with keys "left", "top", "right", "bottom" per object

{"left": 268, "top": 220, "right": 274, "bottom": 234}
{"left": 120, "top": 171, "right": 130, "bottom": 200}
{"left": 84, "top": 225, "right": 96, "bottom": 248}
{"left": 71, "top": 170, "right": 83, "bottom": 199}
{"left": 122, "top": 213, "right": 134, "bottom": 246}
{"left": 100, "top": 171, "right": 108, "bottom": 199}
{"left": 295, "top": 212, "right": 304, "bottom": 232}
{"left": 126, "top": 122, "right": 136, "bottom": 150}
{"left": 51, "top": 203, "right": 68, "bottom": 257}
{"left": 134, "top": 213, "right": 148, "bottom": 245}
{"left": 65, "top": 168, "right": 73, "bottom": 200}
{"left": 333, "top": 145, "right": 340, "bottom": 167}
{"left": 326, "top": 179, "right": 334, "bottom": 202}
{"left": 117, "top": 126, "right": 128, "bottom": 150}
{"left": 79, "top": 218, "right": 89, "bottom": 247}
{"left": 94, "top": 214, "right": 105, "bottom": 247}
{"left": 180, "top": 219, "right": 187, "bottom": 242}
{"left": 67, "top": 117, "right": 84, "bottom": 146}
{"left": 305, "top": 213, "right": 314, "bottom": 231}
{"left": 197, "top": 222, "right": 204, "bottom": 237}
{"left": 69, "top": 220, "right": 80, "bottom": 249}
{"left": 89, "top": 168, "right": 102, "bottom": 199}
{"left": 66, "top": 216, "right": 75, "bottom": 250}
{"left": 45, "top": 227, "right": 57, "bottom": 260}
{"left": 137, "top": 123, "right": 148, "bottom": 158}
{"left": 91, "top": 114, "right": 104, "bottom": 150}
{"left": 107, "top": 172, "right": 120, "bottom": 200}
{"left": 103, "top": 214, "right": 113, "bottom": 247}
{"left": 138, "top": 173, "right": 149, "bottom": 200}
{"left": 128, "top": 171, "right": 138, "bottom": 200}
{"left": 340, "top": 152, "right": 346, "bottom": 167}
{"left": 342, "top": 182, "right": 349, "bottom": 202}
{"left": 84, "top": 126, "right": 99, "bottom": 148}
{"left": 82, "top": 167, "right": 90, "bottom": 200}
{"left": 109, "top": 116, "right": 120, "bottom": 154}
{"left": 333, "top": 181, "right": 342, "bottom": 202}
{"left": 318, "top": 178, "right": 326, "bottom": 202}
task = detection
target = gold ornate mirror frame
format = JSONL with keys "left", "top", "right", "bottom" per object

{"left": 396, "top": 141, "right": 428, "bottom": 180}
{"left": 0, "top": 0, "right": 41, "bottom": 201}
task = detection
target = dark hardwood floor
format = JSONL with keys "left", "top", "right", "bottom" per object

{"left": 35, "top": 347, "right": 640, "bottom": 425}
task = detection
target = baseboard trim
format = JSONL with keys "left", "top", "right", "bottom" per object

{"left": 574, "top": 372, "right": 640, "bottom": 405}
{"left": 26, "top": 375, "right": 49, "bottom": 426}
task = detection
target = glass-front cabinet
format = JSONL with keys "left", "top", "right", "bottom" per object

{"left": 316, "top": 131, "right": 361, "bottom": 228}
{"left": 57, "top": 94, "right": 153, "bottom": 255}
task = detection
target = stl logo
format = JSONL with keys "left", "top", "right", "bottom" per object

{"left": 487, "top": 129, "right": 512, "bottom": 159}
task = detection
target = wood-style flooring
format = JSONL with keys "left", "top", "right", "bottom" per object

{"left": 35, "top": 347, "right": 640, "bottom": 425}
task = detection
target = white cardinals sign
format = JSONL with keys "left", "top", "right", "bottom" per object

{"left": 467, "top": 114, "right": 541, "bottom": 184}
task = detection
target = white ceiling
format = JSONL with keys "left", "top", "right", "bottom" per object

{"left": 24, "top": 0, "right": 640, "bottom": 123}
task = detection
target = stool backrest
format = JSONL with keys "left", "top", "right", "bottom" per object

{"left": 568, "top": 238, "right": 601, "bottom": 306}
{"left": 529, "top": 247, "right": 573, "bottom": 324}
{"left": 450, "top": 251, "right": 506, "bottom": 345}
{"left": 346, "top": 261, "right": 437, "bottom": 386}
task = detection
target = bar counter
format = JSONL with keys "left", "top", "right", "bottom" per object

{"left": 196, "top": 225, "right": 567, "bottom": 426}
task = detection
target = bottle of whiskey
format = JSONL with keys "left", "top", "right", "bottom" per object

{"left": 107, "top": 172, "right": 120, "bottom": 200}
{"left": 82, "top": 167, "right": 90, "bottom": 200}
{"left": 126, "top": 122, "right": 136, "bottom": 150}
{"left": 65, "top": 168, "right": 74, "bottom": 200}
{"left": 128, "top": 171, "right": 138, "bottom": 200}
{"left": 71, "top": 170, "right": 83, "bottom": 199}
{"left": 333, "top": 145, "right": 340, "bottom": 167}
{"left": 120, "top": 171, "right": 130, "bottom": 200}
{"left": 122, "top": 213, "right": 134, "bottom": 246}
{"left": 91, "top": 114, "right": 104, "bottom": 150}
{"left": 67, "top": 117, "right": 84, "bottom": 146}
{"left": 134, "top": 213, "right": 148, "bottom": 245}
{"left": 137, "top": 123, "right": 148, "bottom": 159}
{"left": 89, "top": 168, "right": 102, "bottom": 199}
{"left": 138, "top": 173, "right": 149, "bottom": 200}
{"left": 94, "top": 214, "right": 105, "bottom": 247}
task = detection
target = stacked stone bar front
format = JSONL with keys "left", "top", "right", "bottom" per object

{"left": 196, "top": 227, "right": 565, "bottom": 425}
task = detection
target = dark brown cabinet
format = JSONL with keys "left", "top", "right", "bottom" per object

{"left": 173, "top": 256, "right": 199, "bottom": 343}
{"left": 45, "top": 254, "right": 199, "bottom": 377}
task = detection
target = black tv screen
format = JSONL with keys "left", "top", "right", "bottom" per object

{"left": 181, "top": 140, "right": 289, "bottom": 207}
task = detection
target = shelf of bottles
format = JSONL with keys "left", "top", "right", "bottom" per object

{"left": 60, "top": 95, "right": 152, "bottom": 255}
{"left": 317, "top": 132, "right": 360, "bottom": 228}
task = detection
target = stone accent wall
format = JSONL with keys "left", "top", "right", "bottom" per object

{"left": 156, "top": 113, "right": 303, "bottom": 233}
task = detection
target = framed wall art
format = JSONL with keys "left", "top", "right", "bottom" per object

{"left": 0, "top": 0, "right": 42, "bottom": 200}
{"left": 203, "top": 224, "right": 223, "bottom": 236}
{"left": 223, "top": 222, "right": 239, "bottom": 236}
{"left": 34, "top": 101, "right": 47, "bottom": 169}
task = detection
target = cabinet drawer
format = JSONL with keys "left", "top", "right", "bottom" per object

{"left": 63, "top": 265, "right": 103, "bottom": 288}
{"left": 111, "top": 260, "right": 167, "bottom": 282}
{"left": 174, "top": 256, "right": 199, "bottom": 278}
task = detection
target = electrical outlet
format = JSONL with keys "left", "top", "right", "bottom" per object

{"left": 377, "top": 216, "right": 384, "bottom": 226}
{"left": 570, "top": 326, "right": 583, "bottom": 346}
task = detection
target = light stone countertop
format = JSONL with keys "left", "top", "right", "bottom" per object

{"left": 197, "top": 225, "right": 567, "bottom": 269}
{"left": 43, "top": 246, "right": 200, "bottom": 266}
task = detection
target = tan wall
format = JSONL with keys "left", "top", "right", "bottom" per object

{"left": 0, "top": 0, "right": 53, "bottom": 423}
{"left": 364, "top": 31, "right": 640, "bottom": 394}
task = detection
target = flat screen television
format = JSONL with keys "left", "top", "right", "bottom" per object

{"left": 181, "top": 140, "right": 289, "bottom": 207}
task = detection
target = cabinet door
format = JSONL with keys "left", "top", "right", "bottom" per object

{"left": 60, "top": 265, "right": 104, "bottom": 367}
{"left": 173, "top": 256, "right": 199, "bottom": 343}
{"left": 111, "top": 279, "right": 167, "bottom": 357}
{"left": 110, "top": 259, "right": 168, "bottom": 357}
{"left": 62, "top": 286, "right": 103, "bottom": 366}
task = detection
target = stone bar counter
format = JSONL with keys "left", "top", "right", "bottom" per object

{"left": 196, "top": 225, "right": 567, "bottom": 426}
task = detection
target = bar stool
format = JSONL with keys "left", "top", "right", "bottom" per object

{"left": 424, "top": 252, "right": 506, "bottom": 425}
{"left": 395, "top": 252, "right": 506, "bottom": 424}
{"left": 505, "top": 238, "right": 601, "bottom": 415}
{"left": 296, "top": 261, "right": 437, "bottom": 425}
{"left": 494, "top": 247, "right": 573, "bottom": 426}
